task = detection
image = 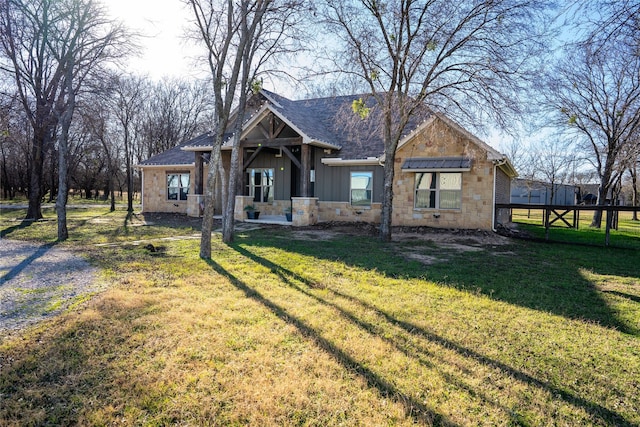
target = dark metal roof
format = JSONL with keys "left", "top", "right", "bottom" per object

{"left": 402, "top": 157, "right": 472, "bottom": 171}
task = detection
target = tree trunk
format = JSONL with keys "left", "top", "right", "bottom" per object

{"left": 1, "top": 145, "right": 12, "bottom": 200}
{"left": 591, "top": 184, "right": 609, "bottom": 228}
{"left": 56, "top": 127, "right": 69, "bottom": 240}
{"left": 591, "top": 156, "right": 616, "bottom": 228}
{"left": 200, "top": 141, "right": 222, "bottom": 259}
{"left": 379, "top": 150, "right": 395, "bottom": 242}
{"left": 48, "top": 145, "right": 57, "bottom": 203}
{"left": 25, "top": 134, "right": 44, "bottom": 220}
{"left": 124, "top": 132, "right": 134, "bottom": 213}
{"left": 222, "top": 142, "right": 239, "bottom": 243}
{"left": 56, "top": 67, "right": 75, "bottom": 241}
{"left": 222, "top": 90, "right": 249, "bottom": 243}
{"left": 631, "top": 166, "right": 638, "bottom": 221}
{"left": 126, "top": 160, "right": 133, "bottom": 212}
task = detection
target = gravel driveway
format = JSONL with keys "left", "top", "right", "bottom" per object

{"left": 0, "top": 239, "right": 103, "bottom": 337}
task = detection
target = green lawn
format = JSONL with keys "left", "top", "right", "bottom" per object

{"left": 1, "top": 208, "right": 639, "bottom": 426}
{"left": 511, "top": 208, "right": 640, "bottom": 249}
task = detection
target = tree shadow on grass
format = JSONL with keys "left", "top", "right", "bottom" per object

{"left": 0, "top": 241, "right": 58, "bottom": 284}
{"left": 249, "top": 230, "right": 639, "bottom": 336}
{"left": 205, "top": 257, "right": 454, "bottom": 426}
{"left": 0, "top": 219, "right": 35, "bottom": 238}
{"left": 229, "top": 243, "right": 636, "bottom": 427}
{"left": 603, "top": 290, "right": 640, "bottom": 304}
{"left": 0, "top": 295, "right": 169, "bottom": 425}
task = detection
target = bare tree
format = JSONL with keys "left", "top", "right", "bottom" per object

{"left": 630, "top": 164, "right": 639, "bottom": 220}
{"left": 105, "top": 74, "right": 148, "bottom": 213}
{"left": 52, "top": 0, "right": 130, "bottom": 240}
{"left": 139, "top": 78, "right": 214, "bottom": 158}
{"left": 0, "top": 0, "right": 129, "bottom": 226}
{"left": 621, "top": 131, "right": 640, "bottom": 219}
{"left": 79, "top": 96, "right": 120, "bottom": 210}
{"left": 187, "top": 0, "right": 304, "bottom": 257}
{"left": 530, "top": 139, "right": 574, "bottom": 204}
{"left": 321, "top": 0, "right": 552, "bottom": 241}
{"left": 545, "top": 42, "right": 640, "bottom": 226}
{"left": 574, "top": 0, "right": 640, "bottom": 54}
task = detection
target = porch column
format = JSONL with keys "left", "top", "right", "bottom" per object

{"left": 194, "top": 151, "right": 204, "bottom": 194}
{"left": 235, "top": 195, "right": 254, "bottom": 221}
{"left": 237, "top": 146, "right": 245, "bottom": 196}
{"left": 292, "top": 197, "right": 319, "bottom": 226}
{"left": 301, "top": 144, "right": 311, "bottom": 197}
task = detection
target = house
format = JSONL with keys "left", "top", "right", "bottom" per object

{"left": 137, "top": 90, "right": 517, "bottom": 230}
{"left": 511, "top": 179, "right": 579, "bottom": 205}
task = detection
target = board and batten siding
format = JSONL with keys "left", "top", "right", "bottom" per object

{"left": 243, "top": 150, "right": 293, "bottom": 200}
{"left": 313, "top": 155, "right": 384, "bottom": 203}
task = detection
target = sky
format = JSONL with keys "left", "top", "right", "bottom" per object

{"left": 106, "top": 0, "right": 207, "bottom": 80}
{"left": 102, "top": 0, "right": 564, "bottom": 153}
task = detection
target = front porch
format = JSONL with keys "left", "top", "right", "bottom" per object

{"left": 234, "top": 195, "right": 319, "bottom": 226}
{"left": 243, "top": 215, "right": 293, "bottom": 226}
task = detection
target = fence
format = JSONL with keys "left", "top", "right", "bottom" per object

{"left": 495, "top": 204, "right": 640, "bottom": 248}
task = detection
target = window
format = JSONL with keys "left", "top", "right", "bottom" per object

{"left": 415, "top": 172, "right": 461, "bottom": 209}
{"left": 247, "top": 168, "right": 274, "bottom": 202}
{"left": 351, "top": 171, "right": 372, "bottom": 206}
{"left": 167, "top": 173, "right": 189, "bottom": 201}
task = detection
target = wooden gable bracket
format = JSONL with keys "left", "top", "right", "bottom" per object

{"left": 241, "top": 136, "right": 303, "bottom": 148}
{"left": 281, "top": 146, "right": 302, "bottom": 169}
{"left": 256, "top": 113, "right": 287, "bottom": 140}
{"left": 257, "top": 122, "right": 271, "bottom": 139}
{"left": 243, "top": 146, "right": 263, "bottom": 170}
{"left": 271, "top": 117, "right": 286, "bottom": 139}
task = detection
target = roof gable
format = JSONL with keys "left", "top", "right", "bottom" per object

{"left": 138, "top": 90, "right": 514, "bottom": 176}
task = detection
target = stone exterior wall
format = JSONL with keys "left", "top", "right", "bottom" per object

{"left": 392, "top": 117, "right": 497, "bottom": 230}
{"left": 291, "top": 197, "right": 319, "bottom": 226}
{"left": 235, "top": 195, "right": 254, "bottom": 221}
{"left": 141, "top": 166, "right": 195, "bottom": 214}
{"left": 318, "top": 201, "right": 382, "bottom": 223}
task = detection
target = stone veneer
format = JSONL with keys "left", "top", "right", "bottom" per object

{"left": 141, "top": 167, "right": 194, "bottom": 214}
{"left": 391, "top": 117, "right": 497, "bottom": 230}
{"left": 318, "top": 201, "right": 382, "bottom": 223}
{"left": 235, "top": 195, "right": 253, "bottom": 221}
{"left": 291, "top": 197, "right": 319, "bottom": 226}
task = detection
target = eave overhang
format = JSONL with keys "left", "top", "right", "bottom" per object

{"left": 401, "top": 157, "right": 472, "bottom": 173}
{"left": 321, "top": 157, "right": 381, "bottom": 166}
{"left": 136, "top": 163, "right": 195, "bottom": 169}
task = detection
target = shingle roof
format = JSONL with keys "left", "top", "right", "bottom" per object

{"left": 139, "top": 90, "right": 500, "bottom": 166}
{"left": 259, "top": 90, "right": 431, "bottom": 160}
{"left": 181, "top": 132, "right": 215, "bottom": 149}
{"left": 138, "top": 138, "right": 200, "bottom": 167}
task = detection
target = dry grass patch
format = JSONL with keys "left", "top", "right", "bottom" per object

{"left": 1, "top": 210, "right": 639, "bottom": 426}
{"left": 1, "top": 241, "right": 416, "bottom": 426}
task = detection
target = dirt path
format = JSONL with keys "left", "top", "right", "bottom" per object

{"left": 0, "top": 239, "right": 103, "bottom": 338}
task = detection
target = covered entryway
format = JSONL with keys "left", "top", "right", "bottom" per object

{"left": 240, "top": 112, "right": 313, "bottom": 201}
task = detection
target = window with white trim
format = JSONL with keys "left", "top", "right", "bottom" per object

{"left": 167, "top": 173, "right": 190, "bottom": 201}
{"left": 350, "top": 171, "right": 372, "bottom": 206}
{"left": 247, "top": 168, "right": 274, "bottom": 202}
{"left": 415, "top": 172, "right": 462, "bottom": 209}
